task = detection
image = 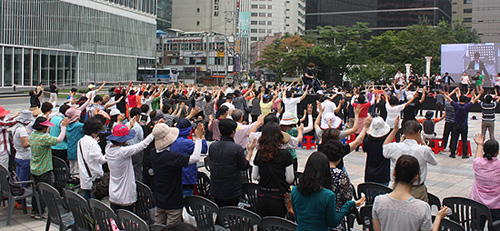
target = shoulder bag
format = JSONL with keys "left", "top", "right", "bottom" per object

{"left": 79, "top": 140, "right": 109, "bottom": 199}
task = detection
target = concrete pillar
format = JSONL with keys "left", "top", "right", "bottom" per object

{"left": 425, "top": 56, "right": 432, "bottom": 79}
{"left": 405, "top": 63, "right": 412, "bottom": 82}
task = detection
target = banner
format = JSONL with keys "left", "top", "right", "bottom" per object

{"left": 239, "top": 12, "right": 250, "bottom": 38}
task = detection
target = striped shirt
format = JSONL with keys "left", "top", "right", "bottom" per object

{"left": 444, "top": 101, "right": 455, "bottom": 123}
{"left": 29, "top": 131, "right": 57, "bottom": 176}
{"left": 481, "top": 102, "right": 497, "bottom": 121}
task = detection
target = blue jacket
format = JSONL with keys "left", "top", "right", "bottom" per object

{"left": 170, "top": 127, "right": 207, "bottom": 185}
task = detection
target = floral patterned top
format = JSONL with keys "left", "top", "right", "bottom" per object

{"left": 330, "top": 167, "right": 354, "bottom": 231}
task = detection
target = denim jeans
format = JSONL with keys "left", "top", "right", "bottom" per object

{"left": 15, "top": 158, "right": 30, "bottom": 188}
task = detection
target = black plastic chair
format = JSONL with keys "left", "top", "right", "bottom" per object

{"left": 52, "top": 156, "right": 79, "bottom": 192}
{"left": 37, "top": 183, "right": 74, "bottom": 231}
{"left": 89, "top": 198, "right": 123, "bottom": 231}
{"left": 117, "top": 209, "right": 150, "bottom": 231}
{"left": 64, "top": 189, "right": 94, "bottom": 231}
{"left": 196, "top": 171, "right": 212, "bottom": 199}
{"left": 357, "top": 183, "right": 392, "bottom": 205}
{"left": 0, "top": 166, "right": 41, "bottom": 226}
{"left": 242, "top": 183, "right": 259, "bottom": 211}
{"left": 443, "top": 196, "right": 500, "bottom": 230}
{"left": 293, "top": 172, "right": 303, "bottom": 186}
{"left": 357, "top": 205, "right": 373, "bottom": 231}
{"left": 439, "top": 218, "right": 465, "bottom": 231}
{"left": 136, "top": 181, "right": 155, "bottom": 224}
{"left": 219, "top": 206, "right": 262, "bottom": 231}
{"left": 262, "top": 216, "right": 297, "bottom": 231}
{"left": 428, "top": 192, "right": 442, "bottom": 211}
{"left": 204, "top": 156, "right": 211, "bottom": 172}
{"left": 149, "top": 224, "right": 167, "bottom": 231}
{"left": 184, "top": 195, "right": 219, "bottom": 231}
{"left": 241, "top": 167, "right": 253, "bottom": 184}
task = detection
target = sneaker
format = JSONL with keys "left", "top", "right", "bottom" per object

{"left": 449, "top": 154, "right": 456, "bottom": 158}
{"left": 462, "top": 155, "right": 469, "bottom": 159}
{"left": 30, "top": 212, "right": 36, "bottom": 218}
{"left": 41, "top": 212, "right": 48, "bottom": 219}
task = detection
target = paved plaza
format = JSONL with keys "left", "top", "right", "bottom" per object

{"left": 0, "top": 96, "right": 497, "bottom": 230}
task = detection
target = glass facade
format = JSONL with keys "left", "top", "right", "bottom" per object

{"left": 157, "top": 0, "right": 172, "bottom": 30}
{"left": 306, "top": 0, "right": 452, "bottom": 32}
{"left": 0, "top": 0, "right": 156, "bottom": 87}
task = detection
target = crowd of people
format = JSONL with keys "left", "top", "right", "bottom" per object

{"left": 0, "top": 75, "right": 499, "bottom": 230}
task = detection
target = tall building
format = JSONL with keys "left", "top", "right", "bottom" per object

{"left": 472, "top": 0, "right": 500, "bottom": 43}
{"left": 306, "top": 0, "right": 452, "bottom": 33}
{"left": 171, "top": 0, "right": 238, "bottom": 35}
{"left": 0, "top": 0, "right": 156, "bottom": 87}
{"left": 451, "top": 0, "right": 472, "bottom": 28}
{"left": 247, "top": 0, "right": 306, "bottom": 42}
{"left": 157, "top": 0, "right": 173, "bottom": 30}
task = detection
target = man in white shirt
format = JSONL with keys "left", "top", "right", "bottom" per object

{"left": 126, "top": 108, "right": 145, "bottom": 182}
{"left": 86, "top": 82, "right": 106, "bottom": 101}
{"left": 383, "top": 119, "right": 438, "bottom": 202}
{"left": 394, "top": 70, "right": 405, "bottom": 86}
{"left": 322, "top": 93, "right": 341, "bottom": 115}
{"left": 283, "top": 86, "right": 308, "bottom": 118}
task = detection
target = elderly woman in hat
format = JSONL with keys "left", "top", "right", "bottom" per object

{"left": 12, "top": 110, "right": 35, "bottom": 185}
{"left": 29, "top": 116, "right": 69, "bottom": 219}
{"left": 363, "top": 117, "right": 392, "bottom": 186}
{"left": 151, "top": 123, "right": 205, "bottom": 226}
{"left": 0, "top": 106, "right": 20, "bottom": 170}
{"left": 105, "top": 118, "right": 155, "bottom": 212}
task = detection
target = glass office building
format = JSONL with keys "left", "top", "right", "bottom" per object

{"left": 306, "top": 0, "right": 452, "bottom": 32}
{"left": 0, "top": 0, "right": 156, "bottom": 87}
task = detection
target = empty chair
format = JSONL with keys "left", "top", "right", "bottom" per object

{"left": 89, "top": 198, "right": 123, "bottom": 231}
{"left": 357, "top": 183, "right": 392, "bottom": 205}
{"left": 196, "top": 171, "right": 211, "bottom": 199}
{"left": 242, "top": 183, "right": 259, "bottom": 211}
{"left": 184, "top": 195, "right": 219, "bottom": 231}
{"left": 428, "top": 192, "right": 442, "bottom": 211}
{"left": 0, "top": 166, "right": 41, "bottom": 226}
{"left": 262, "top": 216, "right": 297, "bottom": 231}
{"left": 219, "top": 206, "right": 261, "bottom": 231}
{"left": 52, "top": 156, "right": 79, "bottom": 192}
{"left": 357, "top": 205, "right": 373, "bottom": 231}
{"left": 37, "top": 182, "right": 74, "bottom": 231}
{"left": 434, "top": 217, "right": 465, "bottom": 231}
{"left": 443, "top": 196, "right": 500, "bottom": 230}
{"left": 117, "top": 209, "right": 150, "bottom": 231}
{"left": 136, "top": 181, "right": 155, "bottom": 224}
{"left": 149, "top": 224, "right": 167, "bottom": 231}
{"left": 64, "top": 189, "right": 94, "bottom": 231}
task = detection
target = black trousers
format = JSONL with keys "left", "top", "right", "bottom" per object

{"left": 110, "top": 203, "right": 135, "bottom": 213}
{"left": 32, "top": 171, "right": 55, "bottom": 214}
{"left": 442, "top": 122, "right": 454, "bottom": 149}
{"left": 450, "top": 123, "right": 468, "bottom": 157}
{"left": 215, "top": 198, "right": 239, "bottom": 208}
{"left": 435, "top": 103, "right": 444, "bottom": 118}
{"left": 256, "top": 189, "right": 287, "bottom": 218}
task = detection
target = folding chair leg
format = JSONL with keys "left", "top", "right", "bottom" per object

{"left": 35, "top": 191, "right": 42, "bottom": 220}
{"left": 45, "top": 218, "right": 51, "bottom": 231}
{"left": 7, "top": 197, "right": 15, "bottom": 226}
{"left": 22, "top": 198, "right": 27, "bottom": 214}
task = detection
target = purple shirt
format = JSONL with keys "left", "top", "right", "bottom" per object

{"left": 470, "top": 157, "right": 500, "bottom": 209}
{"left": 451, "top": 101, "right": 473, "bottom": 125}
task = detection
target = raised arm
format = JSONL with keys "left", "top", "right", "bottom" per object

{"left": 344, "top": 105, "right": 361, "bottom": 137}
{"left": 349, "top": 117, "right": 372, "bottom": 151}
{"left": 300, "top": 86, "right": 309, "bottom": 101}
{"left": 384, "top": 116, "right": 399, "bottom": 145}
{"left": 474, "top": 134, "right": 484, "bottom": 159}
{"left": 96, "top": 81, "right": 106, "bottom": 93}
{"left": 471, "top": 89, "right": 484, "bottom": 104}
{"left": 419, "top": 87, "right": 426, "bottom": 104}
{"left": 314, "top": 100, "right": 323, "bottom": 131}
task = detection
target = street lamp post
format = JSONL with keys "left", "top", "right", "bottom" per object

{"left": 93, "top": 40, "right": 100, "bottom": 84}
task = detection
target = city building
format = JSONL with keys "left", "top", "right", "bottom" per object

{"left": 171, "top": 0, "right": 238, "bottom": 35}
{"left": 144, "top": 29, "right": 236, "bottom": 85}
{"left": 247, "top": 0, "right": 306, "bottom": 42}
{"left": 250, "top": 33, "right": 282, "bottom": 65}
{"left": 472, "top": 0, "right": 500, "bottom": 43}
{"left": 451, "top": 0, "right": 472, "bottom": 28}
{"left": 0, "top": 0, "right": 156, "bottom": 88}
{"left": 305, "top": 0, "right": 452, "bottom": 33}
{"left": 157, "top": 0, "right": 173, "bottom": 30}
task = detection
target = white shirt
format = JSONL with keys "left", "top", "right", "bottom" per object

{"left": 225, "top": 87, "right": 234, "bottom": 95}
{"left": 141, "top": 97, "right": 153, "bottom": 109}
{"left": 321, "top": 100, "right": 337, "bottom": 115}
{"left": 283, "top": 97, "right": 301, "bottom": 118}
{"left": 86, "top": 90, "right": 96, "bottom": 101}
{"left": 77, "top": 135, "right": 107, "bottom": 190}
{"left": 125, "top": 122, "right": 144, "bottom": 146}
{"left": 385, "top": 102, "right": 405, "bottom": 129}
{"left": 13, "top": 125, "right": 31, "bottom": 160}
{"left": 383, "top": 139, "right": 438, "bottom": 185}
{"left": 221, "top": 102, "right": 235, "bottom": 110}
{"left": 106, "top": 134, "right": 154, "bottom": 205}
{"left": 461, "top": 75, "right": 470, "bottom": 85}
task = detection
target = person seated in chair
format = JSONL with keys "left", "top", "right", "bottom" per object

{"left": 417, "top": 111, "right": 445, "bottom": 145}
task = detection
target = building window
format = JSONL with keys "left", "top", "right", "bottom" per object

{"left": 251, "top": 29, "right": 258, "bottom": 33}
{"left": 464, "top": 8, "right": 472, "bottom": 13}
{"left": 259, "top": 29, "right": 266, "bottom": 33}
{"left": 259, "top": 21, "right": 266, "bottom": 25}
{"left": 251, "top": 21, "right": 258, "bottom": 25}
{"left": 464, "top": 17, "right": 472, "bottom": 23}
{"left": 214, "top": 12, "right": 219, "bottom": 16}
{"left": 197, "top": 8, "right": 200, "bottom": 12}
{"left": 464, "top": 0, "right": 472, "bottom": 4}
{"left": 197, "top": 21, "right": 200, "bottom": 25}
{"left": 251, "top": 4, "right": 258, "bottom": 8}
{"left": 268, "top": 5, "right": 272, "bottom": 9}
{"left": 259, "top": 13, "right": 266, "bottom": 17}
{"left": 251, "top": 12, "right": 258, "bottom": 17}
{"left": 259, "top": 4, "right": 266, "bottom": 9}
{"left": 267, "top": 29, "right": 272, "bottom": 33}
{"left": 268, "top": 13, "right": 272, "bottom": 17}
{"left": 268, "top": 21, "right": 272, "bottom": 25}
{"left": 251, "top": 37, "right": 258, "bottom": 41}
